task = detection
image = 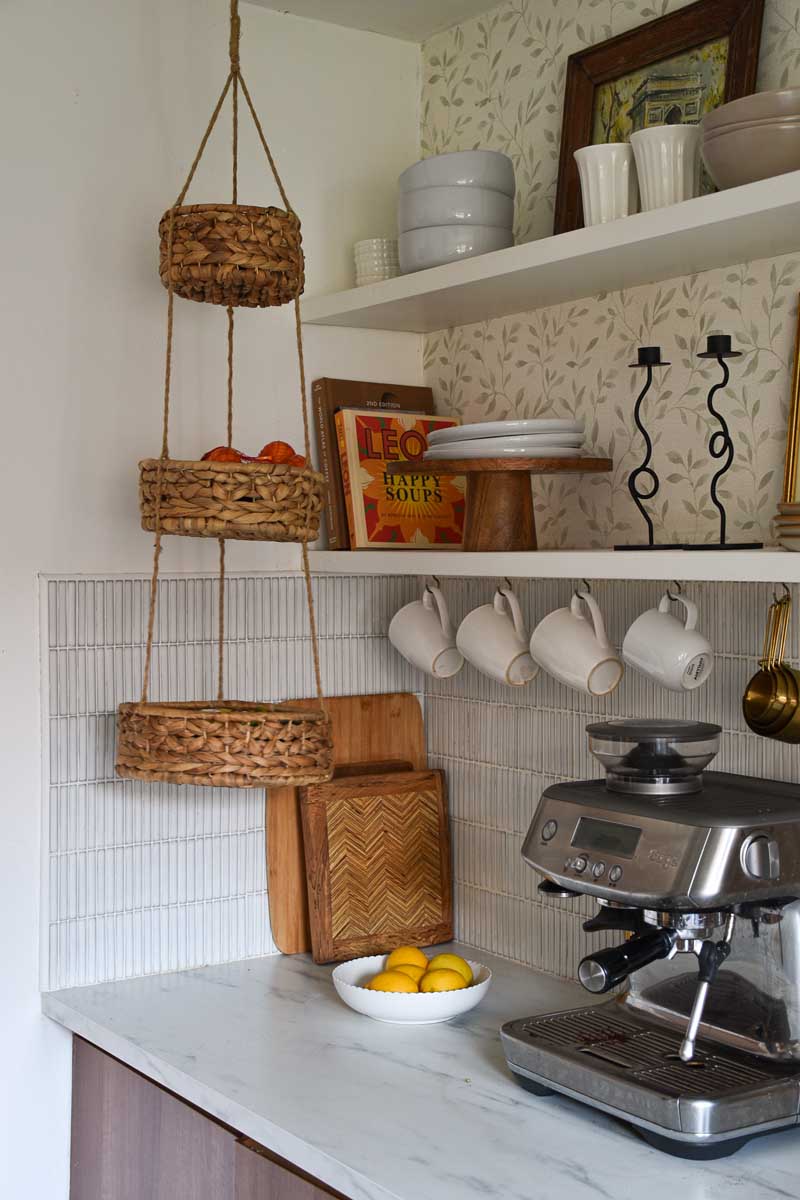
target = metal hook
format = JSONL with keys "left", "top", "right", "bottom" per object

{"left": 501, "top": 576, "right": 512, "bottom": 592}
{"left": 667, "top": 580, "right": 683, "bottom": 602}
{"left": 574, "top": 579, "right": 591, "bottom": 600}
{"left": 775, "top": 582, "right": 791, "bottom": 602}
{"left": 425, "top": 575, "right": 441, "bottom": 594}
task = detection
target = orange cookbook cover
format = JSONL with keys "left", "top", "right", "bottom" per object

{"left": 334, "top": 409, "right": 466, "bottom": 548}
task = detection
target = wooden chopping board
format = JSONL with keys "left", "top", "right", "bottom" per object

{"left": 266, "top": 694, "right": 425, "bottom": 954}
{"left": 301, "top": 769, "right": 452, "bottom": 964}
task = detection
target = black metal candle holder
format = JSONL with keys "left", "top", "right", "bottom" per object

{"left": 683, "top": 333, "right": 762, "bottom": 551}
{"left": 615, "top": 346, "right": 682, "bottom": 551}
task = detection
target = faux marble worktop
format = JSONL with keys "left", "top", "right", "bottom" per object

{"left": 43, "top": 945, "right": 800, "bottom": 1200}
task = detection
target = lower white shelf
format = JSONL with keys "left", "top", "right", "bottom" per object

{"left": 307, "top": 547, "right": 798, "bottom": 583}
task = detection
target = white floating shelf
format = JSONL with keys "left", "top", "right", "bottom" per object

{"left": 302, "top": 172, "right": 800, "bottom": 333}
{"left": 308, "top": 548, "right": 799, "bottom": 583}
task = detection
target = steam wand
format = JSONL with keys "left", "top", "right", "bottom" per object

{"left": 679, "top": 913, "right": 736, "bottom": 1062}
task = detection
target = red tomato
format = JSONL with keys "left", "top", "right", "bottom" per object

{"left": 201, "top": 446, "right": 245, "bottom": 462}
{"left": 257, "top": 440, "right": 295, "bottom": 464}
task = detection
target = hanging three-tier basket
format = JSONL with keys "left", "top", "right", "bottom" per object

{"left": 116, "top": 0, "right": 333, "bottom": 790}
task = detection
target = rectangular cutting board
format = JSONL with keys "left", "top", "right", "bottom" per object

{"left": 300, "top": 768, "right": 452, "bottom": 964}
{"left": 266, "top": 694, "right": 426, "bottom": 954}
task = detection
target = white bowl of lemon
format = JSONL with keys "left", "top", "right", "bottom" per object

{"left": 332, "top": 947, "right": 491, "bottom": 1024}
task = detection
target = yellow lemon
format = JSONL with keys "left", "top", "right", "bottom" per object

{"left": 386, "top": 945, "right": 429, "bottom": 971}
{"left": 426, "top": 953, "right": 473, "bottom": 986}
{"left": 392, "top": 963, "right": 426, "bottom": 985}
{"left": 365, "top": 970, "right": 419, "bottom": 993}
{"left": 419, "top": 968, "right": 467, "bottom": 993}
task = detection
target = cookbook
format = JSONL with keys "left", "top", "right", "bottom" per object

{"left": 334, "top": 409, "right": 465, "bottom": 549}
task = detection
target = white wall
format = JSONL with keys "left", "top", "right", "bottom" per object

{"left": 0, "top": 1, "right": 420, "bottom": 1193}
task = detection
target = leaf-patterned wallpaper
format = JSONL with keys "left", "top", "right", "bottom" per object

{"left": 421, "top": 0, "right": 800, "bottom": 546}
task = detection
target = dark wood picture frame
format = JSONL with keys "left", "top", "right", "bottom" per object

{"left": 553, "top": 0, "right": 765, "bottom": 234}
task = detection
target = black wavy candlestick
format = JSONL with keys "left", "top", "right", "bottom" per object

{"left": 615, "top": 346, "right": 680, "bottom": 551}
{"left": 684, "top": 334, "right": 762, "bottom": 551}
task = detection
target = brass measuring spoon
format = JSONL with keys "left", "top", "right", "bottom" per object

{"left": 757, "top": 598, "right": 798, "bottom": 736}
{"left": 743, "top": 600, "right": 785, "bottom": 731}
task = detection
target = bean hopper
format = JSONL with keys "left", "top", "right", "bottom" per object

{"left": 501, "top": 718, "right": 800, "bottom": 1158}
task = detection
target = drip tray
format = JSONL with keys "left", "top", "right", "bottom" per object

{"left": 501, "top": 1003, "right": 800, "bottom": 1141}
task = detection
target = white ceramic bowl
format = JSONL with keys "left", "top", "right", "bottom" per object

{"left": 701, "top": 121, "right": 800, "bottom": 189}
{"left": 332, "top": 954, "right": 491, "bottom": 1024}
{"left": 702, "top": 87, "right": 800, "bottom": 136}
{"left": 399, "top": 150, "right": 515, "bottom": 197}
{"left": 398, "top": 185, "right": 514, "bottom": 233}
{"left": 399, "top": 224, "right": 513, "bottom": 273}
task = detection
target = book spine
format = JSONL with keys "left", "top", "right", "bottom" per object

{"left": 335, "top": 411, "right": 358, "bottom": 548}
{"left": 312, "top": 380, "right": 346, "bottom": 550}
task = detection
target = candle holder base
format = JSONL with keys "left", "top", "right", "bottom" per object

{"left": 683, "top": 541, "right": 763, "bottom": 551}
{"left": 614, "top": 543, "right": 684, "bottom": 551}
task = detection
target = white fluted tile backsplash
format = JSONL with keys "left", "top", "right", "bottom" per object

{"left": 42, "top": 573, "right": 419, "bottom": 990}
{"left": 43, "top": 572, "right": 800, "bottom": 993}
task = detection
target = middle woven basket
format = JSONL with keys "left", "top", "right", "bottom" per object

{"left": 117, "top": 701, "right": 334, "bottom": 789}
{"left": 139, "top": 458, "right": 324, "bottom": 542}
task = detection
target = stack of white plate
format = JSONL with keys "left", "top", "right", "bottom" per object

{"left": 354, "top": 238, "right": 400, "bottom": 287}
{"left": 398, "top": 150, "right": 515, "bottom": 274}
{"left": 424, "top": 418, "right": 585, "bottom": 461}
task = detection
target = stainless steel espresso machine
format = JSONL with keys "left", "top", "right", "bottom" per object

{"left": 501, "top": 719, "right": 800, "bottom": 1158}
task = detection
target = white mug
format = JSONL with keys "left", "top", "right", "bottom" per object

{"left": 388, "top": 585, "right": 463, "bottom": 678}
{"left": 456, "top": 586, "right": 538, "bottom": 686}
{"left": 623, "top": 592, "right": 713, "bottom": 692}
{"left": 574, "top": 143, "right": 639, "bottom": 226}
{"left": 530, "top": 590, "right": 624, "bottom": 696}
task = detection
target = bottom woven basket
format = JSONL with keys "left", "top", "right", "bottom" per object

{"left": 116, "top": 701, "right": 334, "bottom": 789}
{"left": 139, "top": 459, "right": 324, "bottom": 541}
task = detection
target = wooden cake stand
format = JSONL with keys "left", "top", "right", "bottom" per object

{"left": 387, "top": 457, "right": 613, "bottom": 552}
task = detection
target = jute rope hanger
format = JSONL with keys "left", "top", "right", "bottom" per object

{"left": 140, "top": 0, "right": 325, "bottom": 714}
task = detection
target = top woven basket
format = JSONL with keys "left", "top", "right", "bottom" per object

{"left": 160, "top": 203, "right": 304, "bottom": 307}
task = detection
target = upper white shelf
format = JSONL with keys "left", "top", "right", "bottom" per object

{"left": 301, "top": 171, "right": 800, "bottom": 334}
{"left": 308, "top": 548, "right": 800, "bottom": 583}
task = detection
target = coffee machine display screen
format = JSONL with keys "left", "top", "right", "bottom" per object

{"left": 571, "top": 817, "right": 642, "bottom": 860}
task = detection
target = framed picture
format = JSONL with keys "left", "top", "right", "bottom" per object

{"left": 781, "top": 295, "right": 800, "bottom": 506}
{"left": 553, "top": 0, "right": 765, "bottom": 234}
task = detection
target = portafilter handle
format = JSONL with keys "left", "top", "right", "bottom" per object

{"left": 578, "top": 928, "right": 677, "bottom": 994}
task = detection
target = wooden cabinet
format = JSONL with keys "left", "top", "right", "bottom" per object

{"left": 70, "top": 1039, "right": 345, "bottom": 1200}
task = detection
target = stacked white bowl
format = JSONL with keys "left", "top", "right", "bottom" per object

{"left": 398, "top": 150, "right": 516, "bottom": 274}
{"left": 354, "top": 238, "right": 399, "bottom": 287}
{"left": 424, "top": 417, "right": 585, "bottom": 462}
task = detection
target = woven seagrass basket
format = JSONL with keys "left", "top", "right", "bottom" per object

{"left": 139, "top": 458, "right": 323, "bottom": 542}
{"left": 116, "top": 701, "right": 334, "bottom": 789}
{"left": 159, "top": 203, "right": 304, "bottom": 307}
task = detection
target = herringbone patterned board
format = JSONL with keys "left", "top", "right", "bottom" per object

{"left": 301, "top": 770, "right": 453, "bottom": 963}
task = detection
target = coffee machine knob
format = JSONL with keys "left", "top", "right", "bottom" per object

{"left": 742, "top": 835, "right": 780, "bottom": 880}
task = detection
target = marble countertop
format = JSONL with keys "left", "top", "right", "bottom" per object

{"left": 43, "top": 945, "right": 799, "bottom": 1200}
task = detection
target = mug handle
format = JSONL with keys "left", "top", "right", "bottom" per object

{"left": 659, "top": 591, "right": 698, "bottom": 631}
{"left": 497, "top": 586, "right": 527, "bottom": 641}
{"left": 572, "top": 590, "right": 611, "bottom": 650}
{"left": 424, "top": 585, "right": 454, "bottom": 639}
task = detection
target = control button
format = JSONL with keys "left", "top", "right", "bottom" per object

{"left": 609, "top": 865, "right": 623, "bottom": 884}
{"left": 541, "top": 820, "right": 558, "bottom": 842}
{"left": 742, "top": 835, "right": 780, "bottom": 880}
{"left": 572, "top": 856, "right": 588, "bottom": 874}
{"left": 592, "top": 861, "right": 606, "bottom": 879}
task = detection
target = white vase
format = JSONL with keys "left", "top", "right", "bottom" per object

{"left": 573, "top": 144, "right": 639, "bottom": 226}
{"left": 630, "top": 124, "right": 701, "bottom": 211}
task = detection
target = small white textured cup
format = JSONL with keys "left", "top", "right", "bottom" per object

{"left": 630, "top": 124, "right": 701, "bottom": 211}
{"left": 574, "top": 143, "right": 639, "bottom": 225}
